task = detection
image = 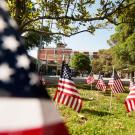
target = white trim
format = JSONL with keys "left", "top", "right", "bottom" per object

{"left": 0, "top": 98, "right": 62, "bottom": 131}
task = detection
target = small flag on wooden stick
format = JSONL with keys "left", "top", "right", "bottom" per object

{"left": 96, "top": 74, "right": 106, "bottom": 91}
{"left": 108, "top": 71, "right": 124, "bottom": 94}
{"left": 86, "top": 73, "right": 95, "bottom": 84}
{"left": 53, "top": 61, "right": 82, "bottom": 112}
{"left": 125, "top": 81, "right": 135, "bottom": 112}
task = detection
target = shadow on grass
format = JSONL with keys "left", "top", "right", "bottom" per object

{"left": 76, "top": 84, "right": 97, "bottom": 90}
{"left": 81, "top": 109, "right": 112, "bottom": 116}
{"left": 81, "top": 97, "right": 95, "bottom": 101}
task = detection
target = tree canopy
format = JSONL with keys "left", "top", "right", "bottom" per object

{"left": 92, "top": 49, "right": 112, "bottom": 76}
{"left": 108, "top": 0, "right": 135, "bottom": 72}
{"left": 70, "top": 53, "right": 91, "bottom": 76}
{"left": 7, "top": 0, "right": 134, "bottom": 37}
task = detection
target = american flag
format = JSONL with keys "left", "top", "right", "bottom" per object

{"left": 96, "top": 75, "right": 106, "bottom": 91}
{"left": 108, "top": 71, "right": 124, "bottom": 94}
{"left": 0, "top": 1, "right": 69, "bottom": 135}
{"left": 129, "top": 80, "right": 135, "bottom": 91}
{"left": 53, "top": 61, "right": 82, "bottom": 112}
{"left": 86, "top": 74, "right": 95, "bottom": 84}
{"left": 125, "top": 81, "right": 135, "bottom": 112}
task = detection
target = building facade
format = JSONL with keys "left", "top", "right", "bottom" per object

{"left": 38, "top": 43, "right": 98, "bottom": 75}
{"left": 38, "top": 43, "right": 72, "bottom": 75}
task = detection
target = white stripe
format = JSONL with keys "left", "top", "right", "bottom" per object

{"left": 59, "top": 93, "right": 64, "bottom": 104}
{"left": 68, "top": 97, "right": 73, "bottom": 107}
{"left": 59, "top": 78, "right": 75, "bottom": 84}
{"left": 127, "top": 95, "right": 135, "bottom": 99}
{"left": 58, "top": 82, "right": 77, "bottom": 91}
{"left": 72, "top": 98, "right": 77, "bottom": 110}
{"left": 63, "top": 95, "right": 69, "bottom": 105}
{"left": 129, "top": 91, "right": 135, "bottom": 94}
{"left": 131, "top": 100, "right": 135, "bottom": 111}
{"left": 75, "top": 99, "right": 81, "bottom": 112}
{"left": 58, "top": 87, "right": 80, "bottom": 97}
{"left": 55, "top": 92, "right": 59, "bottom": 103}
{"left": 126, "top": 100, "right": 132, "bottom": 112}
{"left": 0, "top": 98, "right": 62, "bottom": 131}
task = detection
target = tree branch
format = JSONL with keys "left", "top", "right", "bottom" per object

{"left": 22, "top": 28, "right": 93, "bottom": 37}
{"left": 65, "top": 0, "right": 71, "bottom": 16}
{"left": 20, "top": 0, "right": 127, "bottom": 29}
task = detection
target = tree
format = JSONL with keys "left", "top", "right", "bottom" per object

{"left": 7, "top": 0, "right": 61, "bottom": 49}
{"left": 108, "top": 0, "right": 135, "bottom": 76}
{"left": 70, "top": 53, "right": 91, "bottom": 76}
{"left": 7, "top": 0, "right": 135, "bottom": 49}
{"left": 92, "top": 49, "right": 112, "bottom": 76}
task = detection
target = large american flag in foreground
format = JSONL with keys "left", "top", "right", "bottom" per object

{"left": 86, "top": 74, "right": 95, "bottom": 84}
{"left": 53, "top": 62, "right": 82, "bottom": 112}
{"left": 96, "top": 75, "right": 106, "bottom": 91}
{"left": 108, "top": 71, "right": 124, "bottom": 94}
{"left": 0, "top": 1, "right": 69, "bottom": 135}
{"left": 125, "top": 81, "right": 135, "bottom": 112}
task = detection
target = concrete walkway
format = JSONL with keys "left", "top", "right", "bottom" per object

{"left": 43, "top": 75, "right": 130, "bottom": 85}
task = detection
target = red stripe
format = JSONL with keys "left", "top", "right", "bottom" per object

{"left": 74, "top": 98, "right": 79, "bottom": 111}
{"left": 77, "top": 99, "right": 82, "bottom": 112}
{"left": 65, "top": 96, "right": 70, "bottom": 106}
{"left": 109, "top": 79, "right": 124, "bottom": 93}
{"left": 61, "top": 94, "right": 66, "bottom": 104}
{"left": 70, "top": 97, "right": 75, "bottom": 108}
{"left": 53, "top": 90, "right": 59, "bottom": 101}
{"left": 125, "top": 100, "right": 130, "bottom": 112}
{"left": 57, "top": 91, "right": 63, "bottom": 103}
{"left": 0, "top": 122, "right": 69, "bottom": 135}
{"left": 58, "top": 84, "right": 79, "bottom": 94}
{"left": 58, "top": 80, "right": 75, "bottom": 87}
{"left": 55, "top": 90, "right": 81, "bottom": 99}
{"left": 129, "top": 100, "right": 133, "bottom": 111}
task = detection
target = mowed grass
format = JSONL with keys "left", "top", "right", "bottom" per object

{"left": 47, "top": 84, "right": 135, "bottom": 135}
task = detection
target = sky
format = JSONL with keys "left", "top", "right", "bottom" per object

{"left": 28, "top": 0, "right": 116, "bottom": 58}
{"left": 28, "top": 27, "right": 115, "bottom": 58}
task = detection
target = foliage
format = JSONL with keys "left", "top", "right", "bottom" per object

{"left": 7, "top": 0, "right": 61, "bottom": 49}
{"left": 92, "top": 49, "right": 112, "bottom": 76}
{"left": 70, "top": 53, "right": 91, "bottom": 75}
{"left": 108, "top": 0, "right": 135, "bottom": 72}
{"left": 48, "top": 85, "right": 135, "bottom": 135}
{"left": 7, "top": 0, "right": 135, "bottom": 49}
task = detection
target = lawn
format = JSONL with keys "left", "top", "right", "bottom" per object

{"left": 47, "top": 84, "right": 135, "bottom": 135}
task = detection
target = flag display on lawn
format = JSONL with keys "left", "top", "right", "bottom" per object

{"left": 86, "top": 74, "right": 95, "bottom": 84}
{"left": 96, "top": 75, "right": 106, "bottom": 91}
{"left": 108, "top": 71, "right": 124, "bottom": 94}
{"left": 53, "top": 61, "right": 82, "bottom": 112}
{"left": 125, "top": 81, "right": 135, "bottom": 112}
{"left": 0, "top": 1, "right": 69, "bottom": 135}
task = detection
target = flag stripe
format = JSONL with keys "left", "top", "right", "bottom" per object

{"left": 53, "top": 62, "right": 82, "bottom": 112}
{"left": 0, "top": 98, "right": 69, "bottom": 135}
{"left": 125, "top": 82, "right": 135, "bottom": 112}
{"left": 86, "top": 75, "right": 95, "bottom": 84}
{"left": 108, "top": 72, "right": 124, "bottom": 94}
{"left": 96, "top": 75, "right": 106, "bottom": 91}
{"left": 59, "top": 79, "right": 76, "bottom": 87}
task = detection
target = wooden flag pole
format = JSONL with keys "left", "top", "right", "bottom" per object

{"left": 109, "top": 66, "right": 114, "bottom": 112}
{"left": 91, "top": 83, "right": 92, "bottom": 90}
{"left": 55, "top": 55, "right": 65, "bottom": 110}
{"left": 96, "top": 88, "right": 99, "bottom": 100}
{"left": 109, "top": 91, "right": 113, "bottom": 112}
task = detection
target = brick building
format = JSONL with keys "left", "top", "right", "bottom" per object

{"left": 37, "top": 43, "right": 98, "bottom": 75}
{"left": 38, "top": 43, "right": 72, "bottom": 75}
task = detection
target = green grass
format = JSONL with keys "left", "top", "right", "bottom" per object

{"left": 47, "top": 85, "right": 135, "bottom": 135}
